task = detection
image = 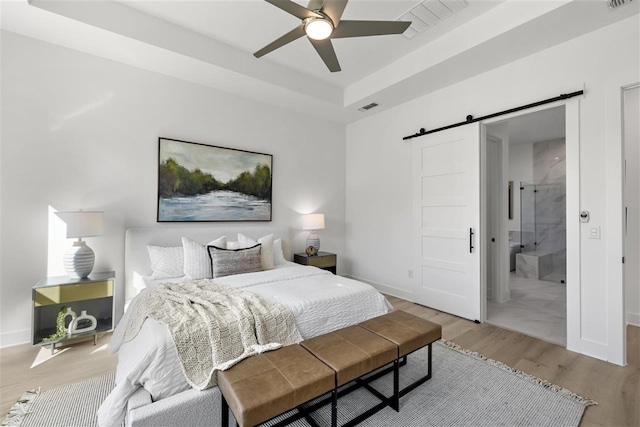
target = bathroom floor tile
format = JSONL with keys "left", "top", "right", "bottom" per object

{"left": 486, "top": 272, "right": 567, "bottom": 346}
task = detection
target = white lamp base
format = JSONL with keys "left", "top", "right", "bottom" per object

{"left": 64, "top": 240, "right": 95, "bottom": 279}
{"left": 306, "top": 231, "right": 321, "bottom": 254}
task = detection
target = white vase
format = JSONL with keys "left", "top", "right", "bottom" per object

{"left": 65, "top": 308, "right": 77, "bottom": 336}
{"left": 69, "top": 310, "right": 97, "bottom": 335}
{"left": 64, "top": 240, "right": 95, "bottom": 279}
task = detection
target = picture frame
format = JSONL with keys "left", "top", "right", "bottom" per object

{"left": 157, "top": 138, "right": 272, "bottom": 222}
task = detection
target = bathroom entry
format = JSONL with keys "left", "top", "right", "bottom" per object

{"left": 484, "top": 105, "right": 568, "bottom": 346}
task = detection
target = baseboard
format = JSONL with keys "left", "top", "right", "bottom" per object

{"left": 343, "top": 274, "right": 416, "bottom": 304}
{"left": 0, "top": 328, "right": 30, "bottom": 348}
{"left": 626, "top": 312, "right": 640, "bottom": 327}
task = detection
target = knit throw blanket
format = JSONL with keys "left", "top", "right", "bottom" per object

{"left": 122, "top": 280, "right": 303, "bottom": 390}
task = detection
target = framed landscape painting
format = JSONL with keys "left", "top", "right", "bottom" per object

{"left": 157, "top": 138, "right": 272, "bottom": 222}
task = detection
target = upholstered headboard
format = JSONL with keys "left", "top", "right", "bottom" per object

{"left": 124, "top": 225, "right": 291, "bottom": 302}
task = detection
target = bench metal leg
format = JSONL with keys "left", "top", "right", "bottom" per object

{"left": 428, "top": 342, "right": 433, "bottom": 380}
{"left": 399, "top": 342, "right": 434, "bottom": 398}
{"left": 221, "top": 395, "right": 229, "bottom": 427}
{"left": 331, "top": 388, "right": 337, "bottom": 427}
{"left": 392, "top": 358, "right": 400, "bottom": 411}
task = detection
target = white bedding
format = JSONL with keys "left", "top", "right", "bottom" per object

{"left": 99, "top": 264, "right": 391, "bottom": 427}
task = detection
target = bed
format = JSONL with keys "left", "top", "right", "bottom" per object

{"left": 98, "top": 226, "right": 392, "bottom": 427}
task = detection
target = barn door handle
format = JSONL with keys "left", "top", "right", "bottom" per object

{"left": 469, "top": 228, "right": 474, "bottom": 253}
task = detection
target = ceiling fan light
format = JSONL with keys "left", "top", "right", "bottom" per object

{"left": 305, "top": 18, "right": 333, "bottom": 40}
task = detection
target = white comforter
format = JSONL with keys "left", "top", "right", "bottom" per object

{"left": 98, "top": 265, "right": 391, "bottom": 427}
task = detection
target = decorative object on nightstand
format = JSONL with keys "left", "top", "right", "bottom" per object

{"left": 64, "top": 307, "right": 77, "bottom": 335}
{"left": 32, "top": 271, "right": 115, "bottom": 354}
{"left": 294, "top": 251, "right": 336, "bottom": 274}
{"left": 302, "top": 213, "right": 324, "bottom": 254}
{"left": 69, "top": 310, "right": 97, "bottom": 335}
{"left": 56, "top": 210, "right": 104, "bottom": 279}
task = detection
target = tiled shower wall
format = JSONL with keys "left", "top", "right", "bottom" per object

{"left": 533, "top": 138, "right": 566, "bottom": 277}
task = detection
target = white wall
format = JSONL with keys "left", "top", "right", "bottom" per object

{"left": 507, "top": 143, "right": 534, "bottom": 233}
{"left": 624, "top": 86, "right": 640, "bottom": 326}
{"left": 0, "top": 31, "right": 347, "bottom": 347}
{"left": 346, "top": 16, "right": 639, "bottom": 363}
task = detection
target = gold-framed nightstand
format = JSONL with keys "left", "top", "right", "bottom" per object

{"left": 32, "top": 271, "right": 115, "bottom": 353}
{"left": 293, "top": 252, "right": 337, "bottom": 274}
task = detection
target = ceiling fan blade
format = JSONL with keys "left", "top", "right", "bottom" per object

{"left": 332, "top": 20, "right": 411, "bottom": 38}
{"left": 321, "top": 0, "right": 348, "bottom": 25}
{"left": 307, "top": 0, "right": 324, "bottom": 10}
{"left": 265, "top": 0, "right": 322, "bottom": 20}
{"left": 254, "top": 26, "right": 306, "bottom": 58}
{"left": 309, "top": 39, "right": 341, "bottom": 72}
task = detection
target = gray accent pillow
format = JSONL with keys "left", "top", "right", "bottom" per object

{"left": 207, "top": 244, "right": 262, "bottom": 278}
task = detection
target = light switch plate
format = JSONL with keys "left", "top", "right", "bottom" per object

{"left": 589, "top": 226, "right": 601, "bottom": 239}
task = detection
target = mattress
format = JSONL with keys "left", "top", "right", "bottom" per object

{"left": 98, "top": 264, "right": 391, "bottom": 426}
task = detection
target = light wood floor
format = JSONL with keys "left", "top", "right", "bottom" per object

{"left": 1, "top": 296, "right": 638, "bottom": 426}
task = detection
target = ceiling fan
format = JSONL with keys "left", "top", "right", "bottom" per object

{"left": 254, "top": 0, "right": 411, "bottom": 72}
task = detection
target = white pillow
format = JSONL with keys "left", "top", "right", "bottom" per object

{"left": 147, "top": 246, "right": 184, "bottom": 279}
{"left": 234, "top": 235, "right": 286, "bottom": 265}
{"left": 273, "top": 238, "right": 287, "bottom": 265}
{"left": 237, "top": 233, "right": 256, "bottom": 249}
{"left": 210, "top": 235, "right": 227, "bottom": 249}
{"left": 258, "top": 234, "right": 274, "bottom": 270}
{"left": 237, "top": 233, "right": 274, "bottom": 270}
{"left": 182, "top": 236, "right": 227, "bottom": 280}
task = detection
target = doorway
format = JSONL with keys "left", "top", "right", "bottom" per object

{"left": 624, "top": 86, "right": 640, "bottom": 328}
{"left": 484, "top": 106, "right": 568, "bottom": 346}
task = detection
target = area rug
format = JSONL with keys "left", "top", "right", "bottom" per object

{"left": 2, "top": 340, "right": 595, "bottom": 427}
{"left": 265, "top": 340, "right": 596, "bottom": 427}
{"left": 1, "top": 373, "right": 114, "bottom": 427}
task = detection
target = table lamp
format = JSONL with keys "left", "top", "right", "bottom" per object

{"left": 302, "top": 213, "right": 325, "bottom": 255}
{"left": 56, "top": 210, "right": 104, "bottom": 278}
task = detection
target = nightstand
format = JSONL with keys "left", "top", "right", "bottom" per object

{"left": 32, "top": 271, "right": 115, "bottom": 353}
{"left": 293, "top": 252, "right": 337, "bottom": 274}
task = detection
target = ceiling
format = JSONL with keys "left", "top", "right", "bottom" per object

{"left": 485, "top": 105, "right": 566, "bottom": 146}
{"left": 505, "top": 106, "right": 566, "bottom": 146}
{"left": 115, "top": 0, "right": 502, "bottom": 88}
{"left": 1, "top": 0, "right": 638, "bottom": 123}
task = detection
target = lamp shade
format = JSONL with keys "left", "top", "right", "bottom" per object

{"left": 56, "top": 211, "right": 104, "bottom": 238}
{"left": 302, "top": 213, "right": 325, "bottom": 231}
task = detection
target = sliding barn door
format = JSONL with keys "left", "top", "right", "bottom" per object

{"left": 412, "top": 123, "right": 481, "bottom": 321}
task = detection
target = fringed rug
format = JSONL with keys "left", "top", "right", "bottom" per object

{"left": 1, "top": 373, "right": 114, "bottom": 427}
{"left": 2, "top": 340, "right": 595, "bottom": 427}
{"left": 264, "top": 340, "right": 596, "bottom": 427}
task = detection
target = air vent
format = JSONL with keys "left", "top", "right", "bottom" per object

{"left": 609, "top": 0, "right": 633, "bottom": 8}
{"left": 398, "top": 0, "right": 469, "bottom": 39}
{"left": 358, "top": 102, "right": 379, "bottom": 112}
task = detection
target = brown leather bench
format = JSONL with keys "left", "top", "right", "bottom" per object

{"left": 218, "top": 311, "right": 441, "bottom": 427}
{"left": 218, "top": 344, "right": 336, "bottom": 427}
{"left": 359, "top": 310, "right": 442, "bottom": 399}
